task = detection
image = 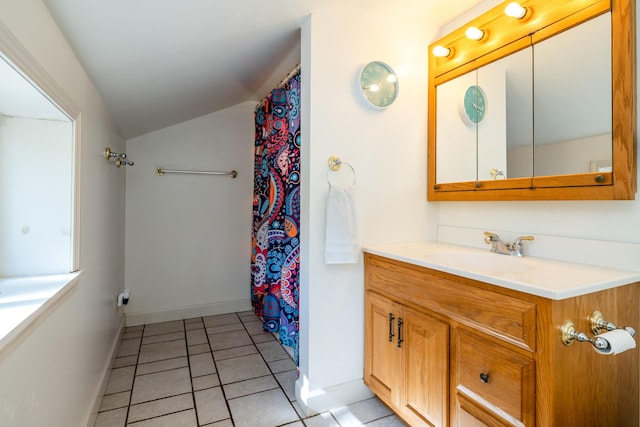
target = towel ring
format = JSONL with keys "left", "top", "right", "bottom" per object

{"left": 327, "top": 156, "right": 356, "bottom": 185}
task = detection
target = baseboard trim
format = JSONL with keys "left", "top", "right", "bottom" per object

{"left": 83, "top": 316, "right": 126, "bottom": 427}
{"left": 125, "top": 298, "right": 252, "bottom": 326}
{"left": 295, "top": 376, "right": 374, "bottom": 416}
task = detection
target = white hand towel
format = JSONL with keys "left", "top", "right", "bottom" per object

{"left": 324, "top": 183, "right": 359, "bottom": 264}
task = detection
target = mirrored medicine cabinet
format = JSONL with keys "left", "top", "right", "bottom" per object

{"left": 427, "top": 0, "right": 636, "bottom": 201}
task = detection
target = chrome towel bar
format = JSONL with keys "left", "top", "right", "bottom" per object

{"left": 156, "top": 168, "right": 237, "bottom": 178}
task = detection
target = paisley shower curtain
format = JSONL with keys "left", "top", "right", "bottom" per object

{"left": 251, "top": 70, "right": 301, "bottom": 364}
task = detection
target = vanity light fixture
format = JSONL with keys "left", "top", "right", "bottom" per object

{"left": 432, "top": 45, "right": 452, "bottom": 57}
{"left": 505, "top": 2, "right": 528, "bottom": 19}
{"left": 465, "top": 26, "right": 485, "bottom": 41}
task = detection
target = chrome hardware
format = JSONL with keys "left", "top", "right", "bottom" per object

{"left": 589, "top": 310, "right": 636, "bottom": 338}
{"left": 115, "top": 158, "right": 134, "bottom": 167}
{"left": 561, "top": 320, "right": 608, "bottom": 349}
{"left": 104, "top": 147, "right": 127, "bottom": 160}
{"left": 104, "top": 147, "right": 134, "bottom": 168}
{"left": 490, "top": 168, "right": 505, "bottom": 180}
{"left": 561, "top": 314, "right": 637, "bottom": 350}
{"left": 156, "top": 168, "right": 236, "bottom": 177}
{"left": 590, "top": 311, "right": 617, "bottom": 334}
{"left": 483, "top": 231, "right": 534, "bottom": 257}
{"left": 327, "top": 156, "right": 356, "bottom": 185}
{"left": 510, "top": 235, "right": 534, "bottom": 257}
{"left": 483, "top": 231, "right": 510, "bottom": 254}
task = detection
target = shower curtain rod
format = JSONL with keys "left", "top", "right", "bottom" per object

{"left": 255, "top": 63, "right": 301, "bottom": 111}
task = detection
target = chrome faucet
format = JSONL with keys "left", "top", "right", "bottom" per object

{"left": 483, "top": 231, "right": 534, "bottom": 257}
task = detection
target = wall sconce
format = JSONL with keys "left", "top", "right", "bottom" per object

{"left": 432, "top": 45, "right": 452, "bottom": 58}
{"left": 465, "top": 27, "right": 485, "bottom": 41}
{"left": 505, "top": 2, "right": 528, "bottom": 19}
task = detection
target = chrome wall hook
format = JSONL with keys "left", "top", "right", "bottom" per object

{"left": 115, "top": 158, "right": 134, "bottom": 167}
{"left": 105, "top": 147, "right": 134, "bottom": 168}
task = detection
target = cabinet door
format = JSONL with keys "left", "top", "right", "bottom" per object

{"left": 398, "top": 306, "right": 449, "bottom": 427}
{"left": 364, "top": 292, "right": 399, "bottom": 405}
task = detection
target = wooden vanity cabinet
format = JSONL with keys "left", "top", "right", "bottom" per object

{"left": 365, "top": 292, "right": 449, "bottom": 426}
{"left": 364, "top": 253, "right": 639, "bottom": 427}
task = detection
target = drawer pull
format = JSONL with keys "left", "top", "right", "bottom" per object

{"left": 397, "top": 318, "right": 404, "bottom": 348}
{"left": 388, "top": 313, "right": 395, "bottom": 342}
{"left": 479, "top": 373, "right": 490, "bottom": 383}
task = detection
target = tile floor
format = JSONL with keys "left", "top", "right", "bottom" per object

{"left": 94, "top": 311, "right": 407, "bottom": 427}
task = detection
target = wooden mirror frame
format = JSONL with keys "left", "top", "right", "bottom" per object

{"left": 427, "top": 0, "right": 636, "bottom": 201}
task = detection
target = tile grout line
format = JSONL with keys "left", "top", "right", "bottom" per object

{"left": 124, "top": 324, "right": 144, "bottom": 426}
{"left": 205, "top": 314, "right": 237, "bottom": 427}
{"left": 184, "top": 318, "right": 202, "bottom": 427}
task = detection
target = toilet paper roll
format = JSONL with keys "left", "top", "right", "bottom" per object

{"left": 593, "top": 329, "right": 636, "bottom": 355}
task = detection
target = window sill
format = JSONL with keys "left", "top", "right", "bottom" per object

{"left": 0, "top": 271, "right": 83, "bottom": 354}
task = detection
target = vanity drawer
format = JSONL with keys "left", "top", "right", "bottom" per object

{"left": 453, "top": 329, "right": 535, "bottom": 426}
{"left": 365, "top": 254, "right": 536, "bottom": 351}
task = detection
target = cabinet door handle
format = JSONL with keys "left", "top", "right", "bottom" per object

{"left": 479, "top": 373, "right": 490, "bottom": 383}
{"left": 397, "top": 318, "right": 404, "bottom": 348}
{"left": 388, "top": 313, "right": 395, "bottom": 342}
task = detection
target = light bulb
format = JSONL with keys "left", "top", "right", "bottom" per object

{"left": 432, "top": 45, "right": 451, "bottom": 58}
{"left": 465, "top": 27, "right": 485, "bottom": 41}
{"left": 505, "top": 2, "right": 527, "bottom": 19}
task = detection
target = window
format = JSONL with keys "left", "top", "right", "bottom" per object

{"left": 0, "top": 24, "right": 82, "bottom": 347}
{"left": 0, "top": 47, "right": 79, "bottom": 276}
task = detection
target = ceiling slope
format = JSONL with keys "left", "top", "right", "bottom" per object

{"left": 43, "top": 0, "right": 482, "bottom": 139}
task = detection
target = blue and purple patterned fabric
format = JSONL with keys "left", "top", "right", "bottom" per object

{"left": 251, "top": 71, "right": 301, "bottom": 364}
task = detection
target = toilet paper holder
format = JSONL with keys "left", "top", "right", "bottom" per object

{"left": 561, "top": 310, "right": 636, "bottom": 347}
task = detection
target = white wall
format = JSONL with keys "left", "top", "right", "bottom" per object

{"left": 124, "top": 102, "right": 255, "bottom": 325}
{"left": 0, "top": 1, "right": 125, "bottom": 426}
{"left": 436, "top": 71, "right": 477, "bottom": 183}
{"left": 298, "top": 9, "right": 437, "bottom": 412}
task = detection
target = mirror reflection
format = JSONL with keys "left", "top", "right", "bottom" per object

{"left": 479, "top": 46, "right": 533, "bottom": 180}
{"left": 434, "top": 11, "right": 613, "bottom": 186}
{"left": 436, "top": 69, "right": 477, "bottom": 184}
{"left": 533, "top": 13, "right": 612, "bottom": 177}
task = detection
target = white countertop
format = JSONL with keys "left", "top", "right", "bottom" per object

{"left": 363, "top": 242, "right": 640, "bottom": 300}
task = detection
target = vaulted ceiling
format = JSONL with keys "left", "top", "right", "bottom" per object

{"left": 43, "top": 0, "right": 483, "bottom": 139}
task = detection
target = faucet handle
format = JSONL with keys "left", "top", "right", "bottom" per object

{"left": 511, "top": 235, "right": 534, "bottom": 256}
{"left": 483, "top": 231, "right": 498, "bottom": 244}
